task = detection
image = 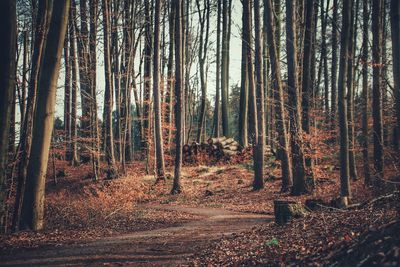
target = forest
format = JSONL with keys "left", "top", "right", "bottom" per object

{"left": 0, "top": 0, "right": 399, "bottom": 266}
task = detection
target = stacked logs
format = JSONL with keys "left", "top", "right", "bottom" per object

{"left": 183, "top": 136, "right": 243, "bottom": 164}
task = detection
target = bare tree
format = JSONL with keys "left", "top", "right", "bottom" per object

{"left": 338, "top": 0, "right": 352, "bottom": 206}
{"left": 171, "top": 0, "right": 183, "bottom": 195}
{"left": 153, "top": 0, "right": 166, "bottom": 181}
{"left": 372, "top": 0, "right": 384, "bottom": 180}
{"left": 286, "top": 0, "right": 307, "bottom": 195}
{"left": 0, "top": 0, "right": 17, "bottom": 233}
{"left": 20, "top": 0, "right": 70, "bottom": 230}
{"left": 391, "top": 0, "right": 400, "bottom": 150}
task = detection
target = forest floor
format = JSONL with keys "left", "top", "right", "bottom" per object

{"left": 0, "top": 156, "right": 399, "bottom": 266}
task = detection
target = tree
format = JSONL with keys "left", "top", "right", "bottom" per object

{"left": 12, "top": 0, "right": 51, "bottom": 232}
{"left": 153, "top": 0, "right": 166, "bottom": 181}
{"left": 253, "top": 0, "right": 265, "bottom": 190}
{"left": 195, "top": 0, "right": 210, "bottom": 143}
{"left": 0, "top": 0, "right": 17, "bottom": 233}
{"left": 20, "top": 0, "right": 70, "bottom": 231}
{"left": 69, "top": 3, "right": 80, "bottom": 166}
{"left": 301, "top": 0, "right": 315, "bottom": 187}
{"left": 391, "top": 0, "right": 400, "bottom": 150}
{"left": 212, "top": 0, "right": 221, "bottom": 138}
{"left": 239, "top": 0, "right": 250, "bottom": 147}
{"left": 221, "top": 0, "right": 230, "bottom": 137}
{"left": 171, "top": 0, "right": 183, "bottom": 195}
{"left": 338, "top": 0, "right": 352, "bottom": 206}
{"left": 331, "top": 0, "right": 338, "bottom": 129}
{"left": 264, "top": 0, "right": 292, "bottom": 192}
{"left": 362, "top": 0, "right": 371, "bottom": 184}
{"left": 286, "top": 0, "right": 307, "bottom": 195}
{"left": 372, "top": 0, "right": 384, "bottom": 180}
{"left": 346, "top": 1, "right": 358, "bottom": 181}
{"left": 102, "top": 0, "right": 117, "bottom": 178}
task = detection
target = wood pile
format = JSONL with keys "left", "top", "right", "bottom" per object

{"left": 183, "top": 136, "right": 243, "bottom": 164}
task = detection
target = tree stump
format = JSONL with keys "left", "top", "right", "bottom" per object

{"left": 273, "top": 200, "right": 308, "bottom": 225}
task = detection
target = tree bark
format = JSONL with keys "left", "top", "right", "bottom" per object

{"left": 253, "top": 0, "right": 265, "bottom": 190}
{"left": 153, "top": 0, "right": 166, "bottom": 181}
{"left": 102, "top": 0, "right": 117, "bottom": 178}
{"left": 362, "top": 0, "right": 371, "bottom": 184}
{"left": 372, "top": 0, "right": 384, "bottom": 179}
{"left": 172, "top": 0, "right": 183, "bottom": 195}
{"left": 20, "top": 0, "right": 70, "bottom": 231}
{"left": 391, "top": 0, "right": 400, "bottom": 150}
{"left": 338, "top": 0, "right": 352, "bottom": 202}
{"left": 264, "top": 0, "right": 292, "bottom": 191}
{"left": 0, "top": 0, "right": 17, "bottom": 233}
{"left": 286, "top": 0, "right": 307, "bottom": 195}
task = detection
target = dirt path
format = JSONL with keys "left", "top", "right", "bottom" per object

{"left": 0, "top": 204, "right": 271, "bottom": 266}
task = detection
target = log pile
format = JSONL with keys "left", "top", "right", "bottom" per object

{"left": 183, "top": 136, "right": 244, "bottom": 165}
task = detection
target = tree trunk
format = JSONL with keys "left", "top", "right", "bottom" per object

{"left": 0, "top": 0, "right": 17, "bottom": 233}
{"left": 102, "top": 0, "right": 117, "bottom": 178}
{"left": 346, "top": 1, "right": 358, "bottom": 181}
{"left": 153, "top": 0, "right": 166, "bottom": 181}
{"left": 286, "top": 0, "right": 307, "bottom": 195}
{"left": 372, "top": 0, "right": 384, "bottom": 180}
{"left": 171, "top": 0, "right": 183, "bottom": 195}
{"left": 301, "top": 0, "right": 315, "bottom": 188}
{"left": 331, "top": 0, "right": 339, "bottom": 130}
{"left": 391, "top": 0, "right": 400, "bottom": 150}
{"left": 20, "top": 0, "right": 70, "bottom": 231}
{"left": 362, "top": 0, "right": 371, "bottom": 184}
{"left": 221, "top": 0, "right": 230, "bottom": 137}
{"left": 195, "top": 0, "right": 210, "bottom": 143}
{"left": 338, "top": 0, "right": 352, "bottom": 203}
{"left": 264, "top": 0, "right": 292, "bottom": 191}
{"left": 212, "top": 0, "right": 221, "bottom": 138}
{"left": 143, "top": 0, "right": 152, "bottom": 170}
{"left": 64, "top": 27, "right": 71, "bottom": 160}
{"left": 253, "top": 0, "right": 265, "bottom": 190}
{"left": 89, "top": 0, "right": 100, "bottom": 180}
{"left": 69, "top": 9, "right": 79, "bottom": 166}
{"left": 12, "top": 0, "right": 51, "bottom": 232}
{"left": 239, "top": 0, "right": 249, "bottom": 148}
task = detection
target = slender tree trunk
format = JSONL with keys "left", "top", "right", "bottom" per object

{"left": 221, "top": 0, "right": 229, "bottom": 137}
{"left": 20, "top": 0, "right": 70, "bottom": 231}
{"left": 286, "top": 0, "right": 307, "bottom": 195}
{"left": 89, "top": 0, "right": 100, "bottom": 180}
{"left": 143, "top": 0, "right": 152, "bottom": 171}
{"left": 0, "top": 0, "right": 17, "bottom": 233}
{"left": 102, "top": 0, "right": 117, "bottom": 178}
{"left": 12, "top": 0, "right": 50, "bottom": 232}
{"left": 166, "top": 4, "right": 175, "bottom": 148}
{"left": 212, "top": 0, "right": 221, "bottom": 138}
{"left": 346, "top": 1, "right": 358, "bottom": 181}
{"left": 338, "top": 0, "right": 352, "bottom": 204}
{"left": 69, "top": 9, "right": 79, "bottom": 166}
{"left": 264, "top": 0, "right": 292, "bottom": 191}
{"left": 331, "top": 0, "right": 339, "bottom": 130}
{"left": 153, "top": 0, "right": 166, "bottom": 181}
{"left": 253, "top": 0, "right": 265, "bottom": 190}
{"left": 239, "top": 0, "right": 249, "bottom": 147}
{"left": 171, "top": 0, "right": 183, "bottom": 195}
{"left": 391, "top": 0, "right": 400, "bottom": 150}
{"left": 301, "top": 0, "right": 315, "bottom": 187}
{"left": 196, "top": 0, "right": 210, "bottom": 143}
{"left": 246, "top": 0, "right": 258, "bottom": 145}
{"left": 64, "top": 28, "right": 71, "bottom": 161}
{"left": 321, "top": 0, "right": 330, "bottom": 123}
{"left": 372, "top": 0, "right": 384, "bottom": 180}
{"left": 362, "top": 0, "right": 371, "bottom": 184}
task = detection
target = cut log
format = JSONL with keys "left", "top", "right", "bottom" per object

{"left": 274, "top": 200, "right": 308, "bottom": 225}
